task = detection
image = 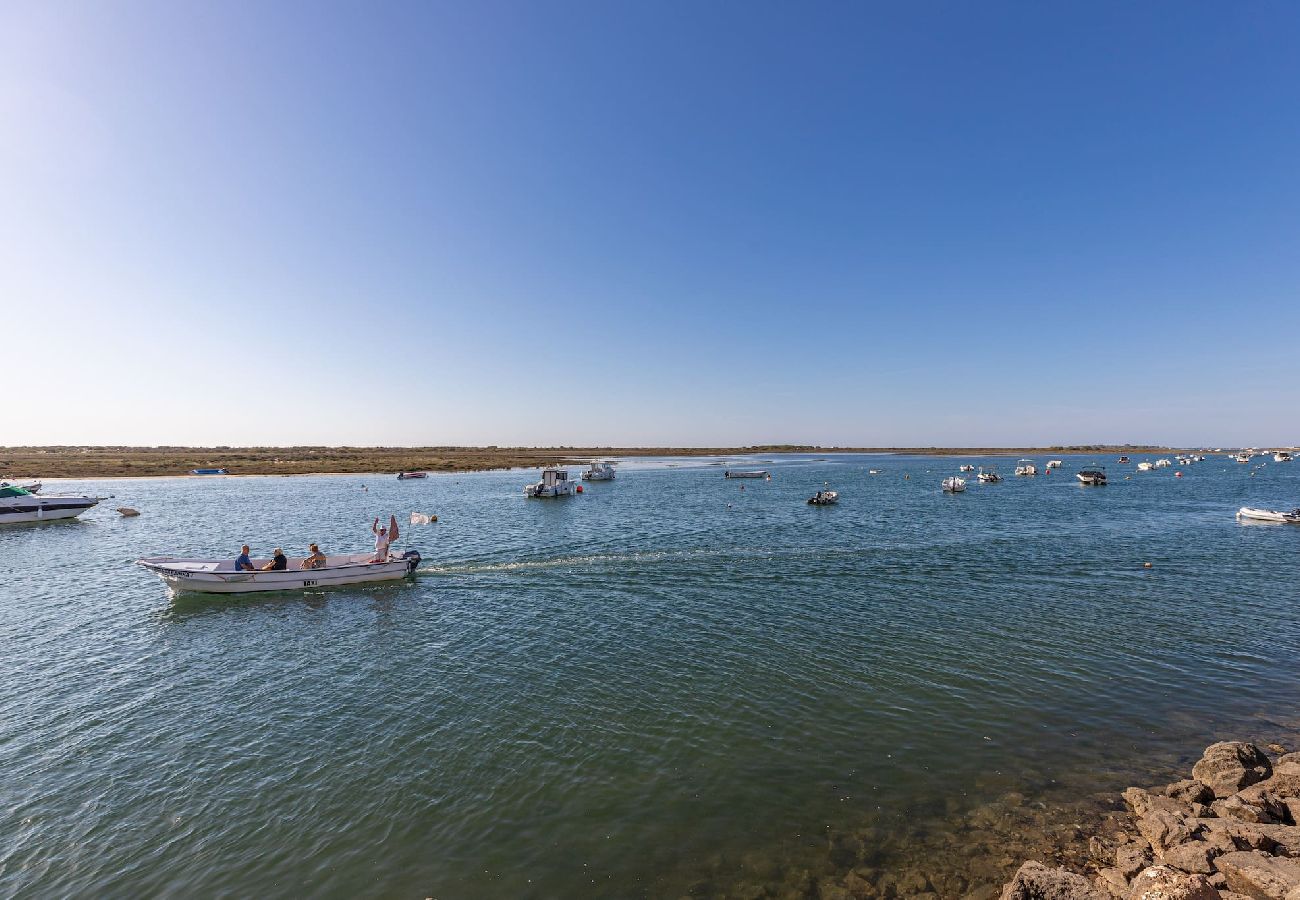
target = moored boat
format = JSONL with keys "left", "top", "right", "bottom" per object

{"left": 1117, "top": 456, "right": 1130, "bottom": 464}
{"left": 525, "top": 467, "right": 577, "bottom": 497}
{"left": 807, "top": 490, "right": 839, "bottom": 505}
{"left": 1236, "top": 507, "right": 1300, "bottom": 524}
{"left": 1076, "top": 465, "right": 1107, "bottom": 486}
{"left": 958, "top": 464, "right": 975, "bottom": 473}
{"left": 137, "top": 550, "right": 423, "bottom": 594}
{"left": 1137, "top": 461, "right": 1154, "bottom": 472}
{"left": 724, "top": 470, "right": 769, "bottom": 479}
{"left": 1014, "top": 459, "right": 1037, "bottom": 476}
{"left": 1274, "top": 451, "right": 1294, "bottom": 463}
{"left": 583, "top": 461, "right": 616, "bottom": 481}
{"left": 941, "top": 476, "right": 966, "bottom": 493}
{"left": 0, "top": 479, "right": 41, "bottom": 493}
{"left": 1046, "top": 460, "right": 1063, "bottom": 469}
{"left": 977, "top": 466, "right": 1002, "bottom": 483}
{"left": 397, "top": 472, "right": 428, "bottom": 480}
{"left": 0, "top": 485, "right": 100, "bottom": 524}
{"left": 190, "top": 468, "right": 229, "bottom": 475}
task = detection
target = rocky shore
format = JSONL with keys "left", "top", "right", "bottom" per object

{"left": 999, "top": 741, "right": 1300, "bottom": 900}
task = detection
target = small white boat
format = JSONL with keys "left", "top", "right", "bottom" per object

{"left": 1235, "top": 453, "right": 1252, "bottom": 464}
{"left": 1076, "top": 465, "right": 1107, "bottom": 486}
{"left": 958, "top": 464, "right": 975, "bottom": 473}
{"left": 524, "top": 467, "right": 577, "bottom": 497}
{"left": 724, "top": 470, "right": 769, "bottom": 479}
{"left": 397, "top": 472, "right": 428, "bottom": 480}
{"left": 0, "top": 484, "right": 99, "bottom": 524}
{"left": 583, "top": 461, "right": 616, "bottom": 481}
{"left": 1046, "top": 460, "right": 1063, "bottom": 469}
{"left": 1154, "top": 458, "right": 1172, "bottom": 468}
{"left": 1137, "top": 461, "right": 1154, "bottom": 472}
{"left": 1014, "top": 459, "right": 1037, "bottom": 476}
{"left": 137, "top": 550, "right": 423, "bottom": 595}
{"left": 977, "top": 466, "right": 1002, "bottom": 483}
{"left": 941, "top": 476, "right": 967, "bottom": 493}
{"left": 807, "top": 490, "right": 839, "bottom": 505}
{"left": 1274, "top": 452, "right": 1294, "bottom": 463}
{"left": 868, "top": 469, "right": 882, "bottom": 475}
{"left": 1236, "top": 507, "right": 1300, "bottom": 524}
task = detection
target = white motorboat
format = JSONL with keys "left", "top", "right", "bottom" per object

{"left": 524, "top": 467, "right": 577, "bottom": 497}
{"left": 1274, "top": 451, "right": 1294, "bottom": 463}
{"left": 0, "top": 479, "right": 41, "bottom": 493}
{"left": 1153, "top": 458, "right": 1172, "bottom": 468}
{"left": 1236, "top": 507, "right": 1300, "bottom": 524}
{"left": 807, "top": 490, "right": 839, "bottom": 505}
{"left": 1234, "top": 453, "right": 1252, "bottom": 464}
{"left": 0, "top": 484, "right": 99, "bottom": 524}
{"left": 1046, "top": 460, "right": 1063, "bottom": 469}
{"left": 1076, "top": 465, "right": 1107, "bottom": 486}
{"left": 137, "top": 550, "right": 423, "bottom": 595}
{"left": 958, "top": 464, "right": 975, "bottom": 473}
{"left": 1014, "top": 459, "right": 1037, "bottom": 476}
{"left": 868, "top": 469, "right": 882, "bottom": 475}
{"left": 977, "top": 466, "right": 1002, "bottom": 483}
{"left": 583, "top": 461, "right": 616, "bottom": 481}
{"left": 724, "top": 470, "right": 770, "bottom": 479}
{"left": 941, "top": 476, "right": 966, "bottom": 493}
{"left": 1137, "top": 461, "right": 1154, "bottom": 472}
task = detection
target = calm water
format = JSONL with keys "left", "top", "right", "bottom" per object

{"left": 2, "top": 454, "right": 1299, "bottom": 898}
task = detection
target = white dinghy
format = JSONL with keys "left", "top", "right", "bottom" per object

{"left": 1236, "top": 507, "right": 1300, "bottom": 524}
{"left": 137, "top": 550, "right": 423, "bottom": 595}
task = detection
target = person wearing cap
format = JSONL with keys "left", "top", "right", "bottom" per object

{"left": 261, "top": 548, "right": 288, "bottom": 571}
{"left": 371, "top": 517, "right": 392, "bottom": 562}
{"left": 301, "top": 544, "right": 327, "bottom": 569}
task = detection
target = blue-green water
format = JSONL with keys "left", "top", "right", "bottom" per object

{"left": 2, "top": 454, "right": 1299, "bottom": 898}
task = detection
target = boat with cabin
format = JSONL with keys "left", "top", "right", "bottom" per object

{"left": 583, "top": 461, "right": 617, "bottom": 481}
{"left": 1046, "top": 460, "right": 1063, "bottom": 469}
{"left": 0, "top": 485, "right": 100, "bottom": 524}
{"left": 137, "top": 549, "right": 423, "bottom": 595}
{"left": 1274, "top": 451, "right": 1294, "bottom": 463}
{"left": 959, "top": 464, "right": 975, "bottom": 473}
{"left": 807, "top": 490, "right": 839, "bottom": 505}
{"left": 1014, "top": 459, "right": 1038, "bottom": 476}
{"left": 1076, "top": 465, "right": 1107, "bottom": 486}
{"left": 977, "top": 466, "right": 1002, "bottom": 483}
{"left": 941, "top": 476, "right": 967, "bottom": 493}
{"left": 525, "top": 467, "right": 577, "bottom": 497}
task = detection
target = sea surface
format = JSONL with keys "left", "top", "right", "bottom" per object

{"left": 2, "top": 454, "right": 1299, "bottom": 898}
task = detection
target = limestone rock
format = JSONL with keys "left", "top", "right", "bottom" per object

{"left": 1117, "top": 844, "right": 1155, "bottom": 879}
{"left": 1192, "top": 744, "right": 1273, "bottom": 799}
{"left": 1097, "top": 868, "right": 1131, "bottom": 898}
{"left": 999, "top": 861, "right": 1110, "bottom": 900}
{"left": 1212, "top": 796, "right": 1280, "bottom": 825}
{"left": 1213, "top": 851, "right": 1300, "bottom": 900}
{"left": 1128, "top": 866, "right": 1220, "bottom": 900}
{"left": 1159, "top": 840, "right": 1215, "bottom": 875}
{"left": 1167, "top": 782, "right": 1216, "bottom": 806}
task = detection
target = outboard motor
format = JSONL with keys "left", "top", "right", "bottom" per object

{"left": 402, "top": 549, "right": 422, "bottom": 574}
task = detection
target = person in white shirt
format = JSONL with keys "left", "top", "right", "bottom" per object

{"left": 371, "top": 518, "right": 392, "bottom": 562}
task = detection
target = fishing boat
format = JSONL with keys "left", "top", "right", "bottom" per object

{"left": 1076, "top": 465, "right": 1107, "bottom": 486}
{"left": 977, "top": 466, "right": 1002, "bottom": 483}
{"left": 396, "top": 472, "right": 428, "bottom": 480}
{"left": 724, "top": 470, "right": 769, "bottom": 479}
{"left": 137, "top": 550, "right": 423, "bottom": 595}
{"left": 1014, "top": 460, "right": 1037, "bottom": 476}
{"left": 583, "top": 461, "right": 616, "bottom": 481}
{"left": 190, "top": 468, "right": 229, "bottom": 475}
{"left": 807, "top": 490, "right": 839, "bottom": 505}
{"left": 1046, "top": 460, "right": 1063, "bottom": 469}
{"left": 524, "top": 467, "right": 577, "bottom": 497}
{"left": 0, "top": 485, "right": 100, "bottom": 524}
{"left": 941, "top": 476, "right": 966, "bottom": 493}
{"left": 1274, "top": 451, "right": 1294, "bottom": 463}
{"left": 1236, "top": 507, "right": 1300, "bottom": 524}
{"left": 1137, "top": 461, "right": 1154, "bottom": 472}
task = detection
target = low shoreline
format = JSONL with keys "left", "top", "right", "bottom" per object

{"left": 1, "top": 445, "right": 1182, "bottom": 480}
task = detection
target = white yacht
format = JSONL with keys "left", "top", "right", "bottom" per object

{"left": 524, "top": 467, "right": 577, "bottom": 497}
{"left": 582, "top": 461, "right": 616, "bottom": 481}
{"left": 0, "top": 484, "right": 99, "bottom": 524}
{"left": 1014, "top": 459, "right": 1038, "bottom": 476}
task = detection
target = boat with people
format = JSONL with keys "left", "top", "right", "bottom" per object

{"left": 582, "top": 461, "right": 616, "bottom": 481}
{"left": 724, "top": 470, "right": 769, "bottom": 479}
{"left": 1236, "top": 507, "right": 1300, "bottom": 524}
{"left": 1076, "top": 465, "right": 1107, "bottom": 486}
{"left": 138, "top": 549, "right": 423, "bottom": 594}
{"left": 524, "top": 467, "right": 577, "bottom": 497}
{"left": 941, "top": 476, "right": 966, "bottom": 493}
{"left": 1014, "top": 460, "right": 1037, "bottom": 476}
{"left": 807, "top": 490, "right": 839, "bottom": 505}
{"left": 0, "top": 484, "right": 100, "bottom": 524}
{"left": 397, "top": 472, "right": 427, "bottom": 480}
{"left": 977, "top": 466, "right": 1002, "bottom": 483}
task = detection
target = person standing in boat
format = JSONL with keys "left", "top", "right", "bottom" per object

{"left": 372, "top": 517, "right": 394, "bottom": 562}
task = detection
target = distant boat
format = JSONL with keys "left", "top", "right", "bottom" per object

{"left": 1235, "top": 453, "right": 1252, "bottom": 464}
{"left": 868, "top": 469, "right": 883, "bottom": 475}
{"left": 583, "top": 461, "right": 616, "bottom": 481}
{"left": 958, "top": 464, "right": 975, "bottom": 473}
{"left": 977, "top": 466, "right": 1002, "bottom": 483}
{"left": 1046, "top": 460, "right": 1063, "bottom": 469}
{"left": 397, "top": 472, "right": 427, "bottom": 480}
{"left": 1153, "top": 458, "right": 1172, "bottom": 468}
{"left": 1076, "top": 465, "right": 1107, "bottom": 486}
{"left": 1237, "top": 507, "right": 1300, "bottom": 524}
{"left": 525, "top": 467, "right": 577, "bottom": 497}
{"left": 1117, "top": 456, "right": 1130, "bottom": 464}
{"left": 1014, "top": 459, "right": 1038, "bottom": 476}
{"left": 941, "top": 476, "right": 967, "bottom": 493}
{"left": 190, "top": 468, "right": 228, "bottom": 475}
{"left": 0, "top": 484, "right": 99, "bottom": 524}
{"left": 1274, "top": 451, "right": 1294, "bottom": 463}
{"left": 1137, "top": 461, "right": 1154, "bottom": 472}
{"left": 807, "top": 490, "right": 839, "bottom": 505}
{"left": 724, "top": 470, "right": 769, "bottom": 479}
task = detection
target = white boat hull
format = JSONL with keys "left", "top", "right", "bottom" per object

{"left": 0, "top": 497, "right": 98, "bottom": 525}
{"left": 1236, "top": 507, "right": 1300, "bottom": 524}
{"left": 137, "top": 552, "right": 422, "bottom": 594}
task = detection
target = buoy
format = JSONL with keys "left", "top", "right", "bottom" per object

{"left": 576, "top": 485, "right": 583, "bottom": 493}
{"left": 1144, "top": 562, "right": 1153, "bottom": 568}
{"left": 116, "top": 507, "right": 140, "bottom": 517}
{"left": 1175, "top": 471, "right": 1183, "bottom": 477}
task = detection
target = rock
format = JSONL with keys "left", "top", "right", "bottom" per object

{"left": 1212, "top": 796, "right": 1280, "bottom": 825}
{"left": 1159, "top": 841, "right": 1215, "bottom": 875}
{"left": 1117, "top": 844, "right": 1155, "bottom": 879}
{"left": 1125, "top": 789, "right": 1197, "bottom": 854}
{"left": 1275, "top": 754, "right": 1300, "bottom": 776}
{"left": 1127, "top": 866, "right": 1220, "bottom": 900}
{"left": 999, "top": 862, "right": 1110, "bottom": 900}
{"left": 1284, "top": 799, "right": 1300, "bottom": 826}
{"left": 1214, "top": 851, "right": 1300, "bottom": 900}
{"left": 1193, "top": 744, "right": 1273, "bottom": 799}
{"left": 1097, "top": 869, "right": 1131, "bottom": 898}
{"left": 1167, "top": 782, "right": 1216, "bottom": 806}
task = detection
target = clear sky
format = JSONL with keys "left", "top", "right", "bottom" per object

{"left": 3, "top": 1, "right": 1298, "bottom": 447}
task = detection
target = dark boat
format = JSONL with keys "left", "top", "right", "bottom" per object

{"left": 1076, "top": 465, "right": 1107, "bottom": 486}
{"left": 807, "top": 490, "right": 839, "bottom": 505}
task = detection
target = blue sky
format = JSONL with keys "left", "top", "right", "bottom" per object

{"left": 3, "top": 1, "right": 1298, "bottom": 447}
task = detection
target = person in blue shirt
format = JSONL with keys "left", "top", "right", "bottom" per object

{"left": 234, "top": 545, "right": 255, "bottom": 571}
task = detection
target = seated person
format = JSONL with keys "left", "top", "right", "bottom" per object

{"left": 234, "top": 545, "right": 255, "bottom": 571}
{"left": 301, "top": 544, "right": 327, "bottom": 569}
{"left": 261, "top": 548, "right": 288, "bottom": 571}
